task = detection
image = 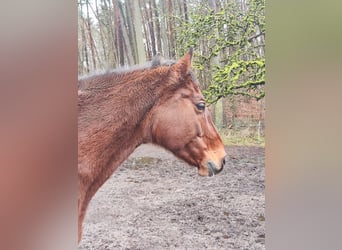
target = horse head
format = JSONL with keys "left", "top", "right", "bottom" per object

{"left": 147, "top": 49, "right": 227, "bottom": 176}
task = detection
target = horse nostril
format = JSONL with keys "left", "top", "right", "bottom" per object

{"left": 222, "top": 158, "right": 226, "bottom": 166}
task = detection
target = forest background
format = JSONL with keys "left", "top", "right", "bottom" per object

{"left": 78, "top": 0, "right": 265, "bottom": 145}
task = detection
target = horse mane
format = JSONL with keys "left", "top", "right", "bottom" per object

{"left": 78, "top": 55, "right": 177, "bottom": 92}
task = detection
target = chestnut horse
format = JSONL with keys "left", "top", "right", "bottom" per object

{"left": 78, "top": 49, "right": 227, "bottom": 242}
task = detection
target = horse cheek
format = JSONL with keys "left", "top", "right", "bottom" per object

{"left": 152, "top": 118, "right": 183, "bottom": 151}
{"left": 161, "top": 125, "right": 185, "bottom": 151}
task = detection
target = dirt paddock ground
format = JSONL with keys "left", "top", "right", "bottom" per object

{"left": 79, "top": 144, "right": 265, "bottom": 250}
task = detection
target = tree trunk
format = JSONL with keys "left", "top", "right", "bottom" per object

{"left": 102, "top": 0, "right": 117, "bottom": 67}
{"left": 208, "top": 0, "right": 224, "bottom": 128}
{"left": 133, "top": 0, "right": 147, "bottom": 63}
{"left": 95, "top": 0, "right": 108, "bottom": 67}
{"left": 118, "top": 1, "right": 134, "bottom": 65}
{"left": 113, "top": 0, "right": 124, "bottom": 66}
{"left": 167, "top": 0, "right": 175, "bottom": 58}
{"left": 78, "top": 35, "right": 83, "bottom": 74}
{"left": 86, "top": 1, "right": 97, "bottom": 70}
{"left": 79, "top": 3, "right": 89, "bottom": 73}
{"left": 183, "top": 0, "right": 188, "bottom": 22}
{"left": 159, "top": 0, "right": 169, "bottom": 58}
{"left": 140, "top": 0, "right": 152, "bottom": 59}
{"left": 148, "top": 0, "right": 157, "bottom": 56}
{"left": 222, "top": 98, "right": 228, "bottom": 128}
{"left": 152, "top": 0, "right": 162, "bottom": 53}
{"left": 124, "top": 0, "right": 137, "bottom": 63}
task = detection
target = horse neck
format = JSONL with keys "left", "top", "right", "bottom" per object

{"left": 111, "top": 67, "right": 175, "bottom": 138}
{"left": 78, "top": 67, "right": 176, "bottom": 177}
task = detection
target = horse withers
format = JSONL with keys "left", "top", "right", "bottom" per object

{"left": 78, "top": 48, "right": 227, "bottom": 242}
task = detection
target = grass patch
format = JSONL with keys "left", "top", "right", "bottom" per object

{"left": 219, "top": 129, "right": 265, "bottom": 147}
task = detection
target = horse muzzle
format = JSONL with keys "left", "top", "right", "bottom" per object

{"left": 207, "top": 158, "right": 225, "bottom": 176}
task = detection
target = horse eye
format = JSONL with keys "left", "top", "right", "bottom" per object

{"left": 196, "top": 102, "right": 206, "bottom": 111}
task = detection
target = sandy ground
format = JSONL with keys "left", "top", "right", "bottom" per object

{"left": 78, "top": 144, "right": 265, "bottom": 250}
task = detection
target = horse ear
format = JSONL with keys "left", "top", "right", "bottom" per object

{"left": 174, "top": 47, "right": 193, "bottom": 74}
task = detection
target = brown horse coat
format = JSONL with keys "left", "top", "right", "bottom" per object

{"left": 78, "top": 49, "right": 226, "bottom": 242}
